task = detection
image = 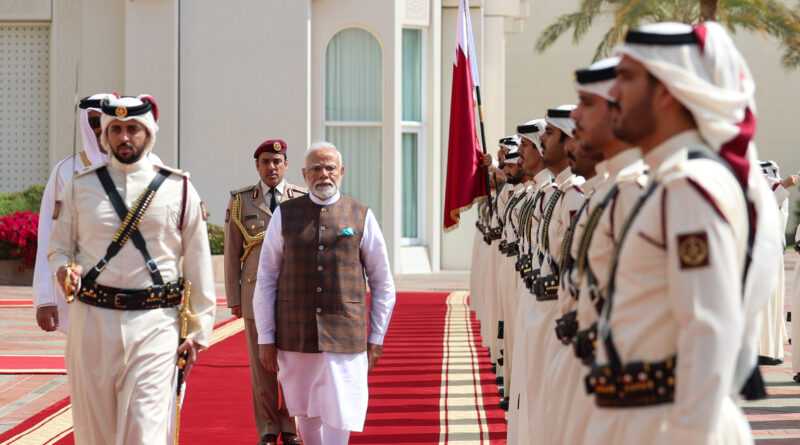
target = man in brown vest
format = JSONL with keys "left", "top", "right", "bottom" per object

{"left": 224, "top": 139, "right": 305, "bottom": 445}
{"left": 253, "top": 141, "right": 396, "bottom": 445}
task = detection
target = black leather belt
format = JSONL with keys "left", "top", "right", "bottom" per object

{"left": 585, "top": 356, "right": 676, "bottom": 408}
{"left": 77, "top": 278, "right": 185, "bottom": 310}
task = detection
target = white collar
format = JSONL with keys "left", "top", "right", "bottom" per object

{"left": 309, "top": 191, "right": 341, "bottom": 205}
{"left": 260, "top": 179, "right": 286, "bottom": 197}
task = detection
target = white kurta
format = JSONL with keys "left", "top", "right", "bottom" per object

{"left": 47, "top": 155, "right": 215, "bottom": 445}
{"left": 585, "top": 131, "right": 752, "bottom": 445}
{"left": 252, "top": 191, "right": 396, "bottom": 432}
{"left": 33, "top": 151, "right": 162, "bottom": 332}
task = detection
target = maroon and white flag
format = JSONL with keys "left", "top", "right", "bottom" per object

{"left": 443, "top": 0, "right": 487, "bottom": 232}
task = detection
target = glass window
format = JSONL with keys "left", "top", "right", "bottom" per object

{"left": 325, "top": 28, "right": 383, "bottom": 221}
{"left": 401, "top": 28, "right": 424, "bottom": 244}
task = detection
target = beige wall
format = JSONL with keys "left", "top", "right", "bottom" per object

{"left": 178, "top": 0, "right": 311, "bottom": 226}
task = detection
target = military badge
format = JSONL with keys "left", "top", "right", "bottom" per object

{"left": 677, "top": 231, "right": 709, "bottom": 269}
{"left": 273, "top": 141, "right": 282, "bottom": 151}
{"left": 115, "top": 106, "right": 128, "bottom": 118}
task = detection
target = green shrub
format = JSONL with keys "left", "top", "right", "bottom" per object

{"left": 207, "top": 222, "right": 224, "bottom": 255}
{"left": 0, "top": 184, "right": 45, "bottom": 216}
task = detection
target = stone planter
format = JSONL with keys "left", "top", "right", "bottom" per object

{"left": 0, "top": 259, "right": 34, "bottom": 286}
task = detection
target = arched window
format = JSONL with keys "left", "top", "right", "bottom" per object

{"left": 324, "top": 27, "right": 382, "bottom": 221}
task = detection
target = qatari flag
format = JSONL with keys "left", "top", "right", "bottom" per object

{"left": 443, "top": 0, "right": 487, "bottom": 232}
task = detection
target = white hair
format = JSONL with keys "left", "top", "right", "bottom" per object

{"left": 305, "top": 141, "right": 343, "bottom": 165}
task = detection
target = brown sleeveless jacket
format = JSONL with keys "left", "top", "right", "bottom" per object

{"left": 276, "top": 194, "right": 369, "bottom": 353}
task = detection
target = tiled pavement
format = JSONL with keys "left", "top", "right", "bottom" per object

{"left": 1, "top": 261, "right": 800, "bottom": 441}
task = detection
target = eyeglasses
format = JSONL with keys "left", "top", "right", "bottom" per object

{"left": 88, "top": 116, "right": 101, "bottom": 130}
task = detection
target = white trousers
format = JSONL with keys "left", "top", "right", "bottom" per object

{"left": 66, "top": 302, "right": 179, "bottom": 445}
{"left": 277, "top": 350, "right": 369, "bottom": 432}
{"left": 296, "top": 416, "right": 351, "bottom": 445}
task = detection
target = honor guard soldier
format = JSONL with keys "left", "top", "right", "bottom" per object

{"left": 549, "top": 58, "right": 646, "bottom": 445}
{"left": 224, "top": 139, "right": 305, "bottom": 445}
{"left": 34, "top": 93, "right": 165, "bottom": 333}
{"left": 756, "top": 160, "right": 798, "bottom": 365}
{"left": 584, "top": 22, "right": 781, "bottom": 444}
{"left": 528, "top": 105, "right": 584, "bottom": 440}
{"left": 506, "top": 119, "right": 552, "bottom": 445}
{"left": 48, "top": 95, "right": 217, "bottom": 444}
{"left": 495, "top": 147, "right": 532, "bottom": 410}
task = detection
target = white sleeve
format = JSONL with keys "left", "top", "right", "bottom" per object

{"left": 180, "top": 183, "right": 218, "bottom": 350}
{"left": 663, "top": 182, "right": 743, "bottom": 444}
{"left": 360, "top": 209, "right": 396, "bottom": 345}
{"left": 33, "top": 162, "right": 65, "bottom": 308}
{"left": 253, "top": 207, "right": 284, "bottom": 344}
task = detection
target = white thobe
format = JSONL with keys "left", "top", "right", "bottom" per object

{"left": 757, "top": 179, "right": 790, "bottom": 359}
{"left": 791, "top": 224, "right": 800, "bottom": 373}
{"left": 531, "top": 167, "right": 584, "bottom": 442}
{"left": 33, "top": 151, "right": 161, "bottom": 332}
{"left": 585, "top": 131, "right": 752, "bottom": 445}
{"left": 47, "top": 155, "right": 215, "bottom": 445}
{"left": 252, "top": 191, "right": 396, "bottom": 432}
{"left": 543, "top": 169, "right": 607, "bottom": 445}
{"left": 505, "top": 168, "right": 553, "bottom": 445}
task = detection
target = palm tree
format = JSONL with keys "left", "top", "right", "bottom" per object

{"left": 536, "top": 0, "right": 800, "bottom": 69}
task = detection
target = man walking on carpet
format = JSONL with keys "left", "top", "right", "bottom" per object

{"left": 253, "top": 141, "right": 396, "bottom": 445}
{"left": 224, "top": 139, "right": 305, "bottom": 445}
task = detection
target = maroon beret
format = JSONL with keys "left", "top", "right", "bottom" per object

{"left": 254, "top": 139, "right": 288, "bottom": 158}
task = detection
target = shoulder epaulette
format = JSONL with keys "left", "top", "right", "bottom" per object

{"left": 76, "top": 162, "right": 108, "bottom": 177}
{"left": 230, "top": 184, "right": 256, "bottom": 196}
{"left": 288, "top": 184, "right": 308, "bottom": 196}
{"left": 152, "top": 163, "right": 190, "bottom": 178}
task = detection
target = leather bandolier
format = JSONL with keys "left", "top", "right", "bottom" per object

{"left": 532, "top": 189, "right": 563, "bottom": 301}
{"left": 553, "top": 196, "right": 592, "bottom": 345}
{"left": 571, "top": 184, "right": 619, "bottom": 364}
{"left": 78, "top": 167, "right": 185, "bottom": 311}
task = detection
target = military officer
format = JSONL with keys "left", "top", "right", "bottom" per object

{"left": 224, "top": 139, "right": 305, "bottom": 445}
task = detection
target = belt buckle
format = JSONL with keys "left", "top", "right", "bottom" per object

{"left": 113, "top": 293, "right": 127, "bottom": 309}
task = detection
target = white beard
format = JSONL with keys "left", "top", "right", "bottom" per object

{"left": 311, "top": 179, "right": 338, "bottom": 200}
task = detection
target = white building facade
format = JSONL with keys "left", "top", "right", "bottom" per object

{"left": 1, "top": 0, "right": 797, "bottom": 273}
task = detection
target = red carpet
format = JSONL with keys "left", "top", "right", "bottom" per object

{"left": 5, "top": 291, "right": 506, "bottom": 444}
{"left": 181, "top": 291, "right": 505, "bottom": 444}
{"left": 0, "top": 355, "right": 65, "bottom": 374}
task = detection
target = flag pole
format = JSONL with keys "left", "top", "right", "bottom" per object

{"left": 462, "top": 0, "right": 493, "bottom": 217}
{"left": 474, "top": 86, "right": 493, "bottom": 217}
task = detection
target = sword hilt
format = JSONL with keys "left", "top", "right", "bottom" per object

{"left": 64, "top": 262, "right": 78, "bottom": 303}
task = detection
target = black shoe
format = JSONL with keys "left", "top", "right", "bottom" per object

{"left": 497, "top": 357, "right": 504, "bottom": 366}
{"left": 758, "top": 355, "right": 783, "bottom": 366}
{"left": 491, "top": 365, "right": 496, "bottom": 374}
{"left": 499, "top": 397, "right": 509, "bottom": 411}
{"left": 495, "top": 376, "right": 503, "bottom": 385}
{"left": 498, "top": 387, "right": 504, "bottom": 397}
{"left": 794, "top": 373, "right": 800, "bottom": 384}
{"left": 258, "top": 434, "right": 278, "bottom": 445}
{"left": 500, "top": 349, "right": 504, "bottom": 356}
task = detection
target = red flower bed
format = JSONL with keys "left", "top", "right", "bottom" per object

{"left": 0, "top": 210, "right": 39, "bottom": 270}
